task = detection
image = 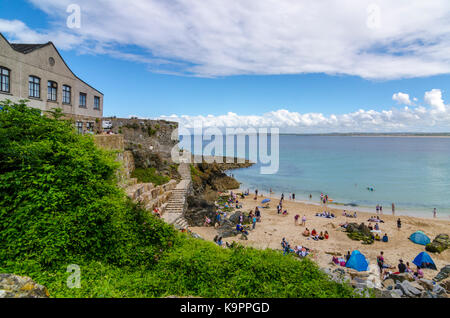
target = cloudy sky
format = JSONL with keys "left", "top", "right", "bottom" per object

{"left": 1, "top": 0, "right": 450, "bottom": 132}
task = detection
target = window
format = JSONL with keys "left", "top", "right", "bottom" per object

{"left": 86, "top": 122, "right": 94, "bottom": 133}
{"left": 62, "top": 85, "right": 71, "bottom": 104}
{"left": 0, "top": 67, "right": 10, "bottom": 93}
{"left": 94, "top": 96, "right": 100, "bottom": 110}
{"left": 47, "top": 81, "right": 57, "bottom": 101}
{"left": 76, "top": 121, "right": 83, "bottom": 134}
{"left": 28, "top": 76, "right": 40, "bottom": 98}
{"left": 79, "top": 93, "right": 87, "bottom": 108}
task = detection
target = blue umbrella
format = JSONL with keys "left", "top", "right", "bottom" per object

{"left": 261, "top": 199, "right": 271, "bottom": 204}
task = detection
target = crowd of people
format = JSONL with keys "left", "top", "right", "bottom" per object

{"left": 281, "top": 238, "right": 310, "bottom": 258}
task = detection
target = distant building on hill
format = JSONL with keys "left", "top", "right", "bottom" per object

{"left": 0, "top": 33, "right": 103, "bottom": 133}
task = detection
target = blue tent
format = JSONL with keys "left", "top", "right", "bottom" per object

{"left": 345, "top": 250, "right": 369, "bottom": 272}
{"left": 409, "top": 231, "right": 431, "bottom": 245}
{"left": 413, "top": 252, "right": 437, "bottom": 270}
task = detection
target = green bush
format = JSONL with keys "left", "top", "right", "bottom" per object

{"left": 0, "top": 100, "right": 176, "bottom": 268}
{"left": 131, "top": 167, "right": 170, "bottom": 185}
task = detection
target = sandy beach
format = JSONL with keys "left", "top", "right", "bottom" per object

{"left": 191, "top": 190, "right": 450, "bottom": 280}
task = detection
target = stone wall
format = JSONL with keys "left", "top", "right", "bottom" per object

{"left": 125, "top": 179, "right": 177, "bottom": 213}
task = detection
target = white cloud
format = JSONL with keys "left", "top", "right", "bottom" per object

{"left": 392, "top": 92, "right": 411, "bottom": 105}
{"left": 0, "top": 0, "right": 448, "bottom": 79}
{"left": 424, "top": 89, "right": 446, "bottom": 113}
{"left": 154, "top": 89, "right": 450, "bottom": 133}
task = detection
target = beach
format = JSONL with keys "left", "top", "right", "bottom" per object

{"left": 191, "top": 190, "right": 450, "bottom": 280}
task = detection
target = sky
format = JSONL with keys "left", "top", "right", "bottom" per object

{"left": 1, "top": 0, "right": 450, "bottom": 133}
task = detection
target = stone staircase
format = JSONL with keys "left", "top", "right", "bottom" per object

{"left": 162, "top": 163, "right": 191, "bottom": 230}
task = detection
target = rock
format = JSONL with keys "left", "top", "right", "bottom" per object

{"left": 390, "top": 289, "right": 403, "bottom": 298}
{"left": 373, "top": 288, "right": 393, "bottom": 298}
{"left": 390, "top": 273, "right": 414, "bottom": 283}
{"left": 440, "top": 279, "right": 450, "bottom": 293}
{"left": 433, "top": 265, "right": 450, "bottom": 282}
{"left": 420, "top": 291, "right": 437, "bottom": 298}
{"left": 418, "top": 278, "right": 435, "bottom": 291}
{"left": 353, "top": 288, "right": 370, "bottom": 298}
{"left": 426, "top": 234, "right": 449, "bottom": 254}
{"left": 0, "top": 274, "right": 49, "bottom": 298}
{"left": 395, "top": 281, "right": 422, "bottom": 298}
{"left": 382, "top": 278, "right": 395, "bottom": 289}
{"left": 432, "top": 284, "right": 446, "bottom": 295}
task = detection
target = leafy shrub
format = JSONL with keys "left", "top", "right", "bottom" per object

{"left": 131, "top": 167, "right": 170, "bottom": 185}
{"left": 0, "top": 100, "right": 176, "bottom": 268}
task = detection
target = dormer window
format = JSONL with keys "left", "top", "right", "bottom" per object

{"left": 47, "top": 81, "right": 57, "bottom": 101}
{"left": 0, "top": 66, "right": 10, "bottom": 93}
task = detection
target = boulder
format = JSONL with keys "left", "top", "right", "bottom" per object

{"left": 390, "top": 273, "right": 414, "bottom": 283}
{"left": 426, "top": 234, "right": 449, "bottom": 254}
{"left": 390, "top": 289, "right": 403, "bottom": 298}
{"left": 418, "top": 278, "right": 435, "bottom": 291}
{"left": 440, "top": 279, "right": 450, "bottom": 293}
{"left": 382, "top": 278, "right": 396, "bottom": 289}
{"left": 432, "top": 284, "right": 446, "bottom": 295}
{"left": 395, "top": 281, "right": 422, "bottom": 298}
{"left": 433, "top": 265, "right": 450, "bottom": 282}
{"left": 420, "top": 291, "right": 437, "bottom": 298}
{"left": 0, "top": 274, "right": 49, "bottom": 298}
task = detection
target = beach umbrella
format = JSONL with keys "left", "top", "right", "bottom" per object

{"left": 261, "top": 199, "right": 271, "bottom": 204}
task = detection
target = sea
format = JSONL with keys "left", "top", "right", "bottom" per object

{"left": 180, "top": 134, "right": 450, "bottom": 219}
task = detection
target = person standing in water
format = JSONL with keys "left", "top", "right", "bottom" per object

{"left": 392, "top": 203, "right": 395, "bottom": 216}
{"left": 433, "top": 208, "right": 437, "bottom": 218}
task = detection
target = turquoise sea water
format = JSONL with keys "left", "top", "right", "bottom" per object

{"left": 181, "top": 135, "right": 450, "bottom": 218}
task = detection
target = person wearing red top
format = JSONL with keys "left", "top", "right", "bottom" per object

{"left": 324, "top": 231, "right": 329, "bottom": 239}
{"left": 311, "top": 229, "right": 317, "bottom": 236}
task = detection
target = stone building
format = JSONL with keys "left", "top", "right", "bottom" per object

{"left": 0, "top": 33, "right": 103, "bottom": 132}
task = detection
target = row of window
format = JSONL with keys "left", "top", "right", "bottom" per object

{"left": 76, "top": 121, "right": 95, "bottom": 134}
{"left": 0, "top": 66, "right": 100, "bottom": 110}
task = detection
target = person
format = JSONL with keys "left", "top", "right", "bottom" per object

{"left": 377, "top": 252, "right": 385, "bottom": 273}
{"left": 368, "top": 223, "right": 373, "bottom": 231}
{"left": 281, "top": 193, "right": 284, "bottom": 201}
{"left": 382, "top": 233, "right": 388, "bottom": 242}
{"left": 282, "top": 209, "right": 288, "bottom": 216}
{"left": 376, "top": 204, "right": 380, "bottom": 214}
{"left": 252, "top": 215, "right": 257, "bottom": 229}
{"left": 303, "top": 228, "right": 310, "bottom": 237}
{"left": 380, "top": 205, "right": 383, "bottom": 214}
{"left": 406, "top": 262, "right": 413, "bottom": 273}
{"left": 153, "top": 207, "right": 161, "bottom": 218}
{"left": 204, "top": 216, "right": 211, "bottom": 227}
{"left": 318, "top": 231, "right": 324, "bottom": 240}
{"left": 397, "top": 218, "right": 401, "bottom": 231}
{"left": 374, "top": 223, "right": 379, "bottom": 231}
{"left": 353, "top": 211, "right": 357, "bottom": 218}
{"left": 324, "top": 231, "right": 329, "bottom": 239}
{"left": 346, "top": 251, "right": 351, "bottom": 262}
{"left": 309, "top": 194, "right": 312, "bottom": 200}
{"left": 311, "top": 229, "right": 317, "bottom": 237}
{"left": 414, "top": 266, "right": 424, "bottom": 279}
{"left": 398, "top": 259, "right": 406, "bottom": 273}
{"left": 236, "top": 223, "right": 248, "bottom": 235}
{"left": 392, "top": 203, "right": 395, "bottom": 215}
{"left": 217, "top": 236, "right": 223, "bottom": 247}
{"left": 374, "top": 233, "right": 381, "bottom": 241}
{"left": 293, "top": 193, "right": 296, "bottom": 200}
{"left": 294, "top": 214, "right": 299, "bottom": 225}
{"left": 255, "top": 208, "right": 261, "bottom": 222}
{"left": 281, "top": 238, "right": 287, "bottom": 249}
{"left": 433, "top": 208, "right": 437, "bottom": 218}
{"left": 301, "top": 215, "right": 306, "bottom": 226}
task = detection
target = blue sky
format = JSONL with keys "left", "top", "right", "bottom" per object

{"left": 1, "top": 0, "right": 450, "bottom": 132}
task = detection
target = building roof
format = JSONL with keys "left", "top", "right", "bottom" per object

{"left": 10, "top": 43, "right": 52, "bottom": 54}
{"left": 0, "top": 33, "right": 103, "bottom": 95}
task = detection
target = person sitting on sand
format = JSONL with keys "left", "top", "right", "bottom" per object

{"left": 346, "top": 251, "right": 351, "bottom": 262}
{"left": 398, "top": 259, "right": 406, "bottom": 273}
{"left": 311, "top": 229, "right": 317, "bottom": 237}
{"left": 303, "top": 228, "right": 310, "bottom": 237}
{"left": 368, "top": 223, "right": 373, "bottom": 231}
{"left": 236, "top": 223, "right": 249, "bottom": 235}
{"left": 374, "top": 223, "right": 380, "bottom": 231}
{"left": 340, "top": 221, "right": 349, "bottom": 229}
{"left": 282, "top": 209, "right": 288, "bottom": 216}
{"left": 281, "top": 238, "right": 287, "bottom": 249}
{"left": 413, "top": 266, "right": 424, "bottom": 279}
{"left": 406, "top": 262, "right": 413, "bottom": 274}
{"left": 353, "top": 212, "right": 357, "bottom": 218}
{"left": 397, "top": 218, "right": 402, "bottom": 230}
{"left": 324, "top": 231, "right": 329, "bottom": 239}
{"left": 204, "top": 216, "right": 211, "bottom": 227}
{"left": 318, "top": 231, "right": 324, "bottom": 240}
{"left": 382, "top": 233, "right": 388, "bottom": 242}
{"left": 374, "top": 233, "right": 381, "bottom": 241}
